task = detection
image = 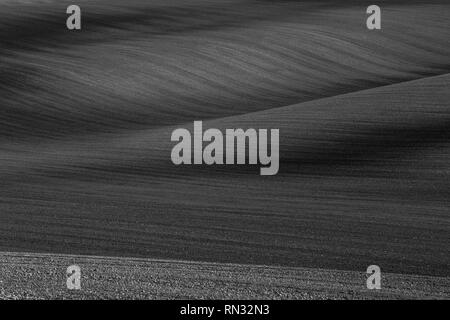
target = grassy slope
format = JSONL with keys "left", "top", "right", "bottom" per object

{"left": 0, "top": 0, "right": 449, "bottom": 278}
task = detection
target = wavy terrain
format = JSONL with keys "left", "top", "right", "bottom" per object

{"left": 1, "top": 0, "right": 449, "bottom": 138}
{"left": 0, "top": 0, "right": 449, "bottom": 298}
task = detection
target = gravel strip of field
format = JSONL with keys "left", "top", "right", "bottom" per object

{"left": 0, "top": 251, "right": 448, "bottom": 300}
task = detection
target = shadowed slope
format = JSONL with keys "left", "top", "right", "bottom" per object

{"left": 1, "top": 74, "right": 449, "bottom": 276}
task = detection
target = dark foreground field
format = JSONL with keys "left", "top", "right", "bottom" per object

{"left": 0, "top": 0, "right": 449, "bottom": 299}
{"left": 1, "top": 252, "right": 449, "bottom": 299}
